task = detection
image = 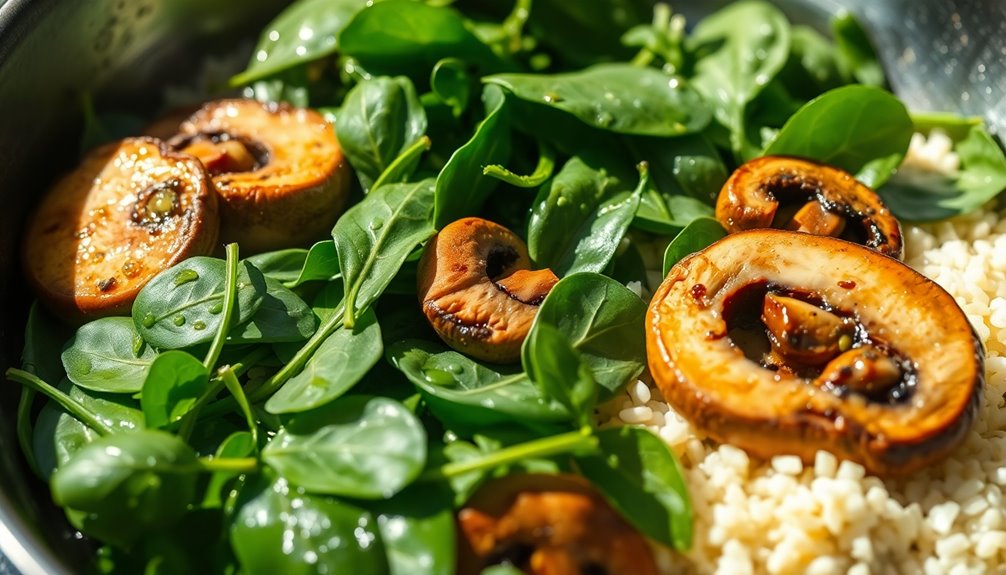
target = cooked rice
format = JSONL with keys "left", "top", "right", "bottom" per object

{"left": 601, "top": 133, "right": 1006, "bottom": 574}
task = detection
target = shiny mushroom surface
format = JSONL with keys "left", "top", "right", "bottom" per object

{"left": 23, "top": 137, "right": 218, "bottom": 320}
{"left": 646, "top": 229, "right": 983, "bottom": 476}
{"left": 715, "top": 156, "right": 904, "bottom": 259}
{"left": 171, "top": 99, "right": 350, "bottom": 254}
{"left": 418, "top": 217, "right": 559, "bottom": 363}
{"left": 457, "top": 474, "right": 659, "bottom": 575}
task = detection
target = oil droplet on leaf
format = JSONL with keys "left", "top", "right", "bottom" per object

{"left": 173, "top": 315, "right": 186, "bottom": 326}
{"left": 193, "top": 320, "right": 206, "bottom": 330}
{"left": 141, "top": 313, "right": 156, "bottom": 328}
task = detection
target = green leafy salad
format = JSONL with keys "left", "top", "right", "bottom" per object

{"left": 9, "top": 0, "right": 1006, "bottom": 573}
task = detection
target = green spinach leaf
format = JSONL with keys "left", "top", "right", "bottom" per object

{"left": 337, "top": 76, "right": 427, "bottom": 192}
{"left": 662, "top": 217, "right": 727, "bottom": 275}
{"left": 521, "top": 323, "right": 597, "bottom": 428}
{"left": 832, "top": 10, "right": 884, "bottom": 87}
{"left": 370, "top": 485, "right": 455, "bottom": 575}
{"left": 289, "top": 239, "right": 340, "bottom": 287}
{"left": 132, "top": 257, "right": 267, "bottom": 350}
{"left": 61, "top": 317, "right": 158, "bottom": 394}
{"left": 430, "top": 58, "right": 472, "bottom": 117}
{"left": 140, "top": 351, "right": 210, "bottom": 429}
{"left": 265, "top": 308, "right": 382, "bottom": 414}
{"left": 229, "top": 277, "right": 317, "bottom": 344}
{"left": 246, "top": 249, "right": 310, "bottom": 285}
{"left": 230, "top": 475, "right": 389, "bottom": 575}
{"left": 577, "top": 426, "right": 692, "bottom": 550}
{"left": 262, "top": 396, "right": 426, "bottom": 498}
{"left": 486, "top": 64, "right": 709, "bottom": 137}
{"left": 763, "top": 85, "right": 913, "bottom": 188}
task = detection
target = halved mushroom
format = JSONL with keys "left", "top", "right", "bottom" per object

{"left": 457, "top": 474, "right": 658, "bottom": 575}
{"left": 646, "top": 229, "right": 983, "bottom": 476}
{"left": 23, "top": 137, "right": 218, "bottom": 320}
{"left": 170, "top": 99, "right": 350, "bottom": 254}
{"left": 715, "top": 156, "right": 904, "bottom": 259}
{"left": 417, "top": 217, "right": 559, "bottom": 363}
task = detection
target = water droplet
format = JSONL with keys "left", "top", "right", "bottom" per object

{"left": 209, "top": 302, "right": 223, "bottom": 314}
{"left": 141, "top": 313, "right": 156, "bottom": 328}
{"left": 132, "top": 335, "right": 145, "bottom": 357}
{"left": 369, "top": 218, "right": 384, "bottom": 231}
{"left": 423, "top": 368, "right": 454, "bottom": 386}
{"left": 193, "top": 320, "right": 207, "bottom": 330}
{"left": 173, "top": 315, "right": 186, "bottom": 326}
{"left": 594, "top": 111, "right": 614, "bottom": 127}
{"left": 556, "top": 196, "right": 569, "bottom": 207}
{"left": 173, "top": 269, "right": 199, "bottom": 286}
{"left": 543, "top": 91, "right": 563, "bottom": 103}
{"left": 447, "top": 363, "right": 463, "bottom": 374}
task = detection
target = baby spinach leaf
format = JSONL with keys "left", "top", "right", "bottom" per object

{"left": 337, "top": 76, "right": 428, "bottom": 192}
{"left": 263, "top": 396, "right": 426, "bottom": 498}
{"left": 880, "top": 124, "right": 1006, "bottom": 221}
{"left": 33, "top": 382, "right": 145, "bottom": 480}
{"left": 777, "top": 25, "right": 844, "bottom": 101}
{"left": 140, "top": 351, "right": 210, "bottom": 429}
{"left": 662, "top": 217, "right": 727, "bottom": 275}
{"left": 534, "top": 273, "right": 647, "bottom": 398}
{"left": 334, "top": 178, "right": 436, "bottom": 326}
{"left": 576, "top": 426, "right": 692, "bottom": 550}
{"left": 688, "top": 0, "right": 790, "bottom": 154}
{"left": 627, "top": 134, "right": 721, "bottom": 232}
{"left": 525, "top": 0, "right": 650, "bottom": 67}
{"left": 230, "top": 475, "right": 389, "bottom": 575}
{"left": 527, "top": 155, "right": 642, "bottom": 276}
{"left": 202, "top": 431, "right": 256, "bottom": 509}
{"left": 389, "top": 339, "right": 569, "bottom": 429}
{"left": 430, "top": 58, "right": 471, "bottom": 117}
{"left": 289, "top": 239, "right": 340, "bottom": 287}
{"left": 132, "top": 257, "right": 267, "bottom": 350}
{"left": 229, "top": 277, "right": 317, "bottom": 344}
{"left": 265, "top": 308, "right": 382, "bottom": 414}
{"left": 763, "top": 85, "right": 913, "bottom": 188}
{"left": 521, "top": 323, "right": 597, "bottom": 428}
{"left": 52, "top": 430, "right": 200, "bottom": 547}
{"left": 22, "top": 302, "right": 70, "bottom": 385}
{"left": 61, "top": 317, "right": 158, "bottom": 394}
{"left": 339, "top": 0, "right": 504, "bottom": 78}
{"left": 486, "top": 64, "right": 710, "bottom": 137}
{"left": 246, "top": 249, "right": 310, "bottom": 285}
{"left": 832, "top": 10, "right": 884, "bottom": 87}
{"left": 434, "top": 85, "right": 511, "bottom": 227}
{"left": 231, "top": 0, "right": 366, "bottom": 85}
{"left": 369, "top": 485, "right": 456, "bottom": 575}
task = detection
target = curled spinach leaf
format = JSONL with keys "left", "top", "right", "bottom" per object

{"left": 262, "top": 396, "right": 426, "bottom": 498}
{"left": 337, "top": 76, "right": 428, "bottom": 192}
{"left": 61, "top": 317, "right": 156, "bottom": 394}
{"left": 486, "top": 63, "right": 710, "bottom": 137}
{"left": 577, "top": 426, "right": 692, "bottom": 550}
{"left": 132, "top": 257, "right": 267, "bottom": 350}
{"left": 290, "top": 239, "right": 340, "bottom": 287}
{"left": 763, "top": 85, "right": 913, "bottom": 188}
{"left": 430, "top": 58, "right": 472, "bottom": 118}
{"left": 230, "top": 475, "right": 389, "bottom": 575}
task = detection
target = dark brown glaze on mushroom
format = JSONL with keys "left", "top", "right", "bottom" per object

{"left": 457, "top": 474, "right": 659, "bottom": 575}
{"left": 715, "top": 156, "right": 904, "bottom": 259}
{"left": 417, "top": 217, "right": 559, "bottom": 363}
{"left": 646, "top": 229, "right": 983, "bottom": 477}
{"left": 23, "top": 137, "right": 218, "bottom": 320}
{"left": 170, "top": 99, "right": 350, "bottom": 254}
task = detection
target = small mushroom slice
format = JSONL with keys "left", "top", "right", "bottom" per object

{"left": 23, "top": 137, "right": 218, "bottom": 320}
{"left": 457, "top": 474, "right": 659, "bottom": 575}
{"left": 761, "top": 293, "right": 854, "bottom": 366}
{"left": 171, "top": 99, "right": 350, "bottom": 254}
{"left": 417, "top": 217, "right": 559, "bottom": 363}
{"left": 715, "top": 156, "right": 903, "bottom": 259}
{"left": 816, "top": 345, "right": 903, "bottom": 398}
{"left": 647, "top": 229, "right": 983, "bottom": 476}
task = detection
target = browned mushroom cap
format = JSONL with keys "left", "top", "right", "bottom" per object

{"left": 715, "top": 156, "right": 904, "bottom": 259}
{"left": 457, "top": 474, "right": 659, "bottom": 575}
{"left": 171, "top": 99, "right": 350, "bottom": 254}
{"left": 23, "top": 137, "right": 218, "bottom": 320}
{"left": 646, "top": 229, "right": 983, "bottom": 477}
{"left": 418, "top": 217, "right": 559, "bottom": 363}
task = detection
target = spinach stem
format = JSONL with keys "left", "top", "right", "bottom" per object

{"left": 371, "top": 135, "right": 432, "bottom": 191}
{"left": 5, "top": 368, "right": 115, "bottom": 436}
{"left": 203, "top": 243, "right": 240, "bottom": 371}
{"left": 501, "top": 0, "right": 532, "bottom": 53}
{"left": 16, "top": 389, "right": 40, "bottom": 477}
{"left": 177, "top": 378, "right": 225, "bottom": 442}
{"left": 198, "top": 456, "right": 260, "bottom": 474}
{"left": 220, "top": 366, "right": 259, "bottom": 446}
{"left": 249, "top": 303, "right": 345, "bottom": 402}
{"left": 419, "top": 427, "right": 598, "bottom": 482}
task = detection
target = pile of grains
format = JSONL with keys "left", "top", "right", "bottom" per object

{"left": 601, "top": 133, "right": 1006, "bottom": 574}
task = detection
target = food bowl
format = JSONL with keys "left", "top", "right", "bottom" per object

{"left": 0, "top": 0, "right": 1002, "bottom": 573}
